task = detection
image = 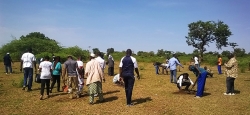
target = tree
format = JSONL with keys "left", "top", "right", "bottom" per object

{"left": 234, "top": 48, "right": 246, "bottom": 57}
{"left": 186, "top": 20, "right": 232, "bottom": 61}
{"left": 106, "top": 48, "right": 114, "bottom": 55}
{"left": 92, "top": 48, "right": 100, "bottom": 54}
{"left": 221, "top": 50, "right": 231, "bottom": 56}
{"left": 0, "top": 32, "right": 61, "bottom": 61}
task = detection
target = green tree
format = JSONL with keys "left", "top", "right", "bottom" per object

{"left": 234, "top": 48, "right": 246, "bottom": 57}
{"left": 221, "top": 50, "right": 231, "bottom": 56}
{"left": 106, "top": 48, "right": 114, "bottom": 55}
{"left": 0, "top": 32, "right": 61, "bottom": 61}
{"left": 186, "top": 20, "right": 233, "bottom": 60}
{"left": 92, "top": 48, "right": 100, "bottom": 54}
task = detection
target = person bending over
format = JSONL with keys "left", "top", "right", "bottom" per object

{"left": 177, "top": 73, "right": 194, "bottom": 91}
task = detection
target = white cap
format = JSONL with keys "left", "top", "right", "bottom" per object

{"left": 90, "top": 53, "right": 95, "bottom": 57}
{"left": 7, "top": 52, "right": 9, "bottom": 54}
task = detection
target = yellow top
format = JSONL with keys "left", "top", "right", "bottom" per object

{"left": 218, "top": 57, "right": 222, "bottom": 65}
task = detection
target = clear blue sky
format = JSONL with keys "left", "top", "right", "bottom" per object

{"left": 1, "top": 0, "right": 249, "bottom": 54}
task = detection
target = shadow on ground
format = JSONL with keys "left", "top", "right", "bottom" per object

{"left": 132, "top": 97, "right": 152, "bottom": 105}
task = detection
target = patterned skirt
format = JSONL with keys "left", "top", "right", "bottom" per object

{"left": 88, "top": 82, "right": 102, "bottom": 95}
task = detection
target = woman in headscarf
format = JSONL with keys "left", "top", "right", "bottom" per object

{"left": 50, "top": 56, "right": 62, "bottom": 93}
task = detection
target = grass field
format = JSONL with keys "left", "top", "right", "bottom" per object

{"left": 0, "top": 62, "right": 250, "bottom": 115}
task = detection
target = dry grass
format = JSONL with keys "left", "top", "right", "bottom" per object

{"left": 0, "top": 62, "right": 250, "bottom": 115}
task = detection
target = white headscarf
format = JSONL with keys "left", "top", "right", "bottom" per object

{"left": 108, "top": 55, "right": 114, "bottom": 61}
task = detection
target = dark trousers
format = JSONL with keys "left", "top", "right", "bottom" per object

{"left": 50, "top": 75, "right": 61, "bottom": 92}
{"left": 108, "top": 67, "right": 114, "bottom": 76}
{"left": 23, "top": 68, "right": 33, "bottom": 90}
{"left": 226, "top": 77, "right": 235, "bottom": 94}
{"left": 218, "top": 65, "right": 222, "bottom": 74}
{"left": 123, "top": 76, "right": 135, "bottom": 105}
{"left": 41, "top": 79, "right": 50, "bottom": 96}
{"left": 177, "top": 82, "right": 191, "bottom": 90}
{"left": 5, "top": 65, "right": 12, "bottom": 73}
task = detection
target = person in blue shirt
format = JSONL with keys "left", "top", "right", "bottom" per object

{"left": 50, "top": 56, "right": 62, "bottom": 92}
{"left": 167, "top": 54, "right": 183, "bottom": 83}
{"left": 189, "top": 65, "right": 208, "bottom": 98}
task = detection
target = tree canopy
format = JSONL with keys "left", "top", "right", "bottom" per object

{"left": 186, "top": 20, "right": 233, "bottom": 60}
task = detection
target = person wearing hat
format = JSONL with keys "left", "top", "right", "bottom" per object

{"left": 85, "top": 53, "right": 105, "bottom": 104}
{"left": 3, "top": 52, "right": 13, "bottom": 74}
{"left": 189, "top": 65, "right": 208, "bottom": 98}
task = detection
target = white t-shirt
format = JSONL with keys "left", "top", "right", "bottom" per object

{"left": 194, "top": 57, "right": 199, "bottom": 64}
{"left": 95, "top": 56, "right": 105, "bottom": 71}
{"left": 39, "top": 61, "right": 52, "bottom": 79}
{"left": 113, "top": 74, "right": 120, "bottom": 83}
{"left": 21, "top": 52, "right": 36, "bottom": 68}
{"left": 119, "top": 56, "right": 138, "bottom": 68}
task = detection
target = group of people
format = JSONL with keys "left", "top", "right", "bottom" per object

{"left": 4, "top": 47, "right": 238, "bottom": 106}
{"left": 17, "top": 48, "right": 140, "bottom": 106}
{"left": 177, "top": 53, "right": 238, "bottom": 97}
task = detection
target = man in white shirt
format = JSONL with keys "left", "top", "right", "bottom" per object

{"left": 194, "top": 55, "right": 199, "bottom": 68}
{"left": 20, "top": 48, "right": 37, "bottom": 91}
{"left": 177, "top": 73, "right": 194, "bottom": 91}
{"left": 95, "top": 52, "right": 105, "bottom": 73}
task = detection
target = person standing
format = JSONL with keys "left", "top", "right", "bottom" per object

{"left": 76, "top": 56, "right": 84, "bottom": 97}
{"left": 189, "top": 65, "right": 208, "bottom": 98}
{"left": 107, "top": 55, "right": 115, "bottom": 76}
{"left": 194, "top": 55, "right": 199, "bottom": 68}
{"left": 85, "top": 53, "right": 105, "bottom": 104}
{"left": 95, "top": 52, "right": 105, "bottom": 73}
{"left": 167, "top": 54, "right": 183, "bottom": 83}
{"left": 217, "top": 55, "right": 222, "bottom": 74}
{"left": 3, "top": 52, "right": 13, "bottom": 74}
{"left": 62, "top": 55, "right": 78, "bottom": 99}
{"left": 20, "top": 48, "right": 37, "bottom": 91}
{"left": 224, "top": 53, "right": 238, "bottom": 95}
{"left": 39, "top": 56, "right": 52, "bottom": 100}
{"left": 119, "top": 49, "right": 140, "bottom": 106}
{"left": 50, "top": 56, "right": 62, "bottom": 93}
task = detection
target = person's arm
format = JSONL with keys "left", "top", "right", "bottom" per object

{"left": 62, "top": 63, "right": 67, "bottom": 81}
{"left": 20, "top": 60, "right": 23, "bottom": 72}
{"left": 179, "top": 76, "right": 183, "bottom": 88}
{"left": 176, "top": 59, "right": 183, "bottom": 68}
{"left": 224, "top": 59, "right": 235, "bottom": 68}
{"left": 189, "top": 77, "right": 194, "bottom": 85}
{"left": 134, "top": 58, "right": 140, "bottom": 79}
{"left": 39, "top": 63, "right": 42, "bottom": 73}
{"left": 33, "top": 56, "right": 37, "bottom": 72}
{"left": 119, "top": 57, "right": 124, "bottom": 78}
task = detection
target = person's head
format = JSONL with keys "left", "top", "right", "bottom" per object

{"left": 182, "top": 73, "right": 189, "bottom": 78}
{"left": 78, "top": 56, "right": 82, "bottom": 60}
{"left": 90, "top": 53, "right": 95, "bottom": 60}
{"left": 204, "top": 66, "right": 207, "bottom": 70}
{"left": 6, "top": 52, "right": 9, "bottom": 55}
{"left": 27, "top": 48, "right": 32, "bottom": 53}
{"left": 126, "top": 49, "right": 132, "bottom": 56}
{"left": 55, "top": 56, "right": 61, "bottom": 62}
{"left": 68, "top": 55, "right": 73, "bottom": 60}
{"left": 44, "top": 56, "right": 50, "bottom": 61}
{"left": 227, "top": 53, "right": 234, "bottom": 59}
{"left": 172, "top": 54, "right": 176, "bottom": 58}
{"left": 96, "top": 51, "right": 101, "bottom": 57}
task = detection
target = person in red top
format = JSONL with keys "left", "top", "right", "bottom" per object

{"left": 217, "top": 55, "right": 222, "bottom": 74}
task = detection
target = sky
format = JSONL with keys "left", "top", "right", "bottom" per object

{"left": 0, "top": 0, "right": 250, "bottom": 54}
